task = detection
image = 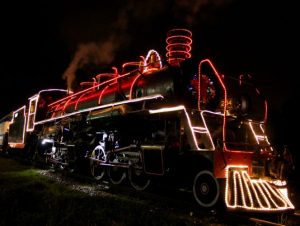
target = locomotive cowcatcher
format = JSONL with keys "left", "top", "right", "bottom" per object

{"left": 0, "top": 29, "right": 294, "bottom": 212}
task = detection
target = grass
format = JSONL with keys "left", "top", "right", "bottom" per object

{"left": 1, "top": 156, "right": 299, "bottom": 226}
{"left": 0, "top": 157, "right": 206, "bottom": 226}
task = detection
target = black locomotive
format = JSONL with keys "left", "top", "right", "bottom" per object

{"left": 0, "top": 29, "right": 294, "bottom": 212}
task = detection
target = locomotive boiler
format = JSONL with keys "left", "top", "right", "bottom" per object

{"left": 0, "top": 29, "right": 294, "bottom": 212}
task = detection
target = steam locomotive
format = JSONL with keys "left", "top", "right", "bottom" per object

{"left": 0, "top": 29, "right": 294, "bottom": 212}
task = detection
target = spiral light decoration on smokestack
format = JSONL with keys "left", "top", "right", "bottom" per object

{"left": 166, "top": 28, "right": 192, "bottom": 66}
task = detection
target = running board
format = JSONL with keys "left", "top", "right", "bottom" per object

{"left": 225, "top": 165, "right": 294, "bottom": 212}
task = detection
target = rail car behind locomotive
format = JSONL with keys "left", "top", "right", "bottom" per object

{"left": 0, "top": 29, "right": 294, "bottom": 212}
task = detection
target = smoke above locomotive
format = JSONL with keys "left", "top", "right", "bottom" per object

{"left": 0, "top": 29, "right": 294, "bottom": 212}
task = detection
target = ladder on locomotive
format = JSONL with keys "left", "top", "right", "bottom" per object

{"left": 188, "top": 110, "right": 215, "bottom": 151}
{"left": 248, "top": 121, "right": 271, "bottom": 148}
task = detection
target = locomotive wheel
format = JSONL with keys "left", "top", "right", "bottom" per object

{"left": 90, "top": 161, "right": 105, "bottom": 181}
{"left": 128, "top": 166, "right": 150, "bottom": 191}
{"left": 193, "top": 170, "right": 219, "bottom": 208}
{"left": 107, "top": 165, "right": 126, "bottom": 185}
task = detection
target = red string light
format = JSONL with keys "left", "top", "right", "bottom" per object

{"left": 166, "top": 28, "right": 192, "bottom": 66}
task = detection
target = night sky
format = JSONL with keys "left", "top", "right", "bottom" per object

{"left": 0, "top": 0, "right": 299, "bottom": 152}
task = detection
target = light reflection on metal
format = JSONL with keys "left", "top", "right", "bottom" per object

{"left": 225, "top": 165, "right": 294, "bottom": 211}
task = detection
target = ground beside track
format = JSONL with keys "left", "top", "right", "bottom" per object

{"left": 0, "top": 156, "right": 299, "bottom": 226}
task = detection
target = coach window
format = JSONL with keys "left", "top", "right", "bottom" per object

{"left": 27, "top": 98, "right": 38, "bottom": 131}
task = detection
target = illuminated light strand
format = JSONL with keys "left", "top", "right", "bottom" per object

{"left": 249, "top": 175, "right": 271, "bottom": 209}
{"left": 149, "top": 105, "right": 199, "bottom": 150}
{"left": 197, "top": 59, "right": 228, "bottom": 151}
{"left": 193, "top": 126, "right": 208, "bottom": 133}
{"left": 63, "top": 96, "right": 77, "bottom": 112}
{"left": 237, "top": 171, "right": 246, "bottom": 206}
{"left": 34, "top": 89, "right": 68, "bottom": 97}
{"left": 248, "top": 121, "right": 271, "bottom": 147}
{"left": 129, "top": 74, "right": 143, "bottom": 100}
{"left": 237, "top": 168, "right": 250, "bottom": 207}
{"left": 74, "top": 90, "right": 94, "bottom": 111}
{"left": 76, "top": 80, "right": 135, "bottom": 108}
{"left": 35, "top": 94, "right": 164, "bottom": 126}
{"left": 80, "top": 78, "right": 97, "bottom": 89}
{"left": 225, "top": 165, "right": 294, "bottom": 211}
{"left": 70, "top": 79, "right": 134, "bottom": 111}
{"left": 122, "top": 59, "right": 143, "bottom": 70}
{"left": 272, "top": 180, "right": 287, "bottom": 187}
{"left": 26, "top": 95, "right": 39, "bottom": 132}
{"left": 98, "top": 83, "right": 113, "bottom": 105}
{"left": 96, "top": 67, "right": 118, "bottom": 80}
{"left": 259, "top": 123, "right": 272, "bottom": 151}
{"left": 262, "top": 180, "right": 294, "bottom": 208}
{"left": 233, "top": 171, "right": 238, "bottom": 206}
{"left": 9, "top": 106, "right": 26, "bottom": 146}
{"left": 143, "top": 49, "right": 163, "bottom": 73}
{"left": 166, "top": 28, "right": 192, "bottom": 65}
{"left": 49, "top": 70, "right": 137, "bottom": 108}
{"left": 258, "top": 180, "right": 280, "bottom": 208}
{"left": 49, "top": 52, "right": 159, "bottom": 112}
{"left": 225, "top": 165, "right": 248, "bottom": 208}
{"left": 149, "top": 107, "right": 218, "bottom": 151}
{"left": 258, "top": 180, "right": 283, "bottom": 208}
{"left": 264, "top": 100, "right": 268, "bottom": 123}
{"left": 25, "top": 89, "right": 68, "bottom": 132}
{"left": 240, "top": 171, "right": 254, "bottom": 208}
{"left": 74, "top": 90, "right": 95, "bottom": 111}
{"left": 237, "top": 170, "right": 254, "bottom": 208}
{"left": 200, "top": 111, "right": 216, "bottom": 150}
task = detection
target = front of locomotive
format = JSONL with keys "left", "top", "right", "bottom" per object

{"left": 204, "top": 69, "right": 295, "bottom": 212}
{"left": 183, "top": 61, "right": 294, "bottom": 212}
{"left": 162, "top": 29, "right": 294, "bottom": 212}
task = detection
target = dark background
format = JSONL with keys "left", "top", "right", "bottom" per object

{"left": 0, "top": 0, "right": 299, "bottom": 159}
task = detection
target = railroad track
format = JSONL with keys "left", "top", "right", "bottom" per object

{"left": 44, "top": 168, "right": 300, "bottom": 225}
{"left": 3, "top": 155, "right": 300, "bottom": 226}
{"left": 226, "top": 210, "right": 300, "bottom": 226}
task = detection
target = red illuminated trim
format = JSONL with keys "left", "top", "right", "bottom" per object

{"left": 49, "top": 70, "right": 133, "bottom": 108}
{"left": 64, "top": 96, "right": 76, "bottom": 112}
{"left": 96, "top": 67, "right": 118, "bottom": 81}
{"left": 129, "top": 74, "right": 143, "bottom": 100}
{"left": 75, "top": 90, "right": 93, "bottom": 111}
{"left": 36, "top": 94, "right": 164, "bottom": 125}
{"left": 98, "top": 82, "right": 117, "bottom": 105}
{"left": 264, "top": 100, "right": 268, "bottom": 123}
{"left": 198, "top": 59, "right": 228, "bottom": 150}
{"left": 166, "top": 28, "right": 192, "bottom": 65}
{"left": 80, "top": 78, "right": 97, "bottom": 89}
{"left": 122, "top": 57, "right": 144, "bottom": 71}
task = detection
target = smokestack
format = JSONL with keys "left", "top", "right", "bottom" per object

{"left": 166, "top": 28, "right": 192, "bottom": 66}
